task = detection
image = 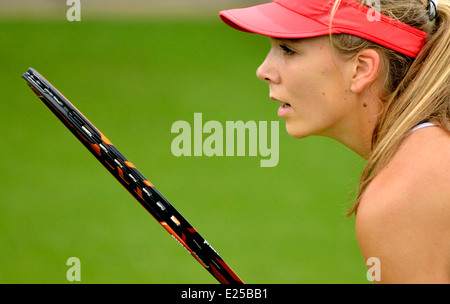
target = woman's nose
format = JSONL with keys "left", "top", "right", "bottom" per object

{"left": 256, "top": 54, "right": 281, "bottom": 84}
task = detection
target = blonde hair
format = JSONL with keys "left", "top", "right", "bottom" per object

{"left": 330, "top": 0, "right": 450, "bottom": 216}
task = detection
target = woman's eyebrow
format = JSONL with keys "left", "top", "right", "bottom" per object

{"left": 273, "top": 38, "right": 301, "bottom": 44}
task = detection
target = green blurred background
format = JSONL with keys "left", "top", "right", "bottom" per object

{"left": 0, "top": 0, "right": 367, "bottom": 283}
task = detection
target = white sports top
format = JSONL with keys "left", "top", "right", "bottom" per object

{"left": 410, "top": 122, "right": 437, "bottom": 133}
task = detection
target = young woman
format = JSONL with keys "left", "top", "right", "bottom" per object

{"left": 220, "top": 0, "right": 450, "bottom": 283}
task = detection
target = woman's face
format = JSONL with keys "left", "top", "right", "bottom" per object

{"left": 257, "top": 36, "right": 359, "bottom": 140}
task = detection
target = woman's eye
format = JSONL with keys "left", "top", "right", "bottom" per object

{"left": 280, "top": 44, "right": 295, "bottom": 55}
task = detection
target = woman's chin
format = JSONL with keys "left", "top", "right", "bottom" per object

{"left": 285, "top": 122, "right": 310, "bottom": 139}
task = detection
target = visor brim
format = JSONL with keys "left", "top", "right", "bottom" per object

{"left": 219, "top": 2, "right": 330, "bottom": 39}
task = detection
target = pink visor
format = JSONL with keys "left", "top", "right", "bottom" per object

{"left": 219, "top": 0, "right": 427, "bottom": 58}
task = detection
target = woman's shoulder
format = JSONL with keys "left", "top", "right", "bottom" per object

{"left": 363, "top": 125, "right": 450, "bottom": 208}
{"left": 355, "top": 125, "right": 450, "bottom": 283}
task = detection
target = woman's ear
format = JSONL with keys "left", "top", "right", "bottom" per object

{"left": 350, "top": 49, "right": 381, "bottom": 94}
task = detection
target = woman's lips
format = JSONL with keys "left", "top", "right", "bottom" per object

{"left": 277, "top": 102, "right": 291, "bottom": 117}
{"left": 270, "top": 96, "right": 291, "bottom": 117}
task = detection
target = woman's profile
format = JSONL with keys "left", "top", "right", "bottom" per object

{"left": 220, "top": 0, "right": 450, "bottom": 283}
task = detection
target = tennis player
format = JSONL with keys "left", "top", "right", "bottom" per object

{"left": 220, "top": 0, "right": 450, "bottom": 283}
